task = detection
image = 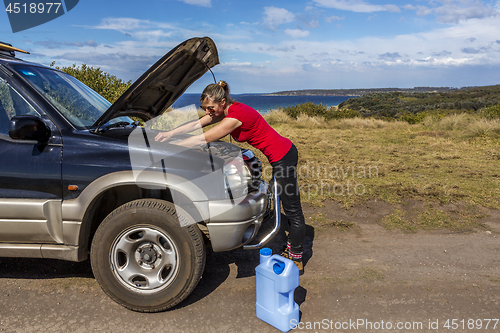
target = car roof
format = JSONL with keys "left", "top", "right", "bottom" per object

{"left": 0, "top": 54, "right": 52, "bottom": 69}
{"left": 0, "top": 43, "right": 52, "bottom": 69}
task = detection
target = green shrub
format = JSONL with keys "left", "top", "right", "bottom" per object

{"left": 50, "top": 62, "right": 131, "bottom": 103}
{"left": 283, "top": 102, "right": 329, "bottom": 119}
{"left": 480, "top": 102, "right": 500, "bottom": 119}
{"left": 330, "top": 108, "right": 361, "bottom": 119}
{"left": 283, "top": 102, "right": 360, "bottom": 120}
{"left": 339, "top": 85, "right": 500, "bottom": 118}
{"left": 398, "top": 110, "right": 451, "bottom": 124}
{"left": 398, "top": 111, "right": 430, "bottom": 124}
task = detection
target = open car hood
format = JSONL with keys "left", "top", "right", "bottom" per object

{"left": 92, "top": 37, "right": 219, "bottom": 130}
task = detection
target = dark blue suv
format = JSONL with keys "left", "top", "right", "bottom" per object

{"left": 0, "top": 37, "right": 279, "bottom": 312}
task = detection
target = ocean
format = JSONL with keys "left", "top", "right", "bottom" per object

{"left": 172, "top": 93, "right": 355, "bottom": 114}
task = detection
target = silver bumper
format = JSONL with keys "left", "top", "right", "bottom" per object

{"left": 243, "top": 179, "right": 280, "bottom": 250}
{"left": 206, "top": 178, "right": 281, "bottom": 252}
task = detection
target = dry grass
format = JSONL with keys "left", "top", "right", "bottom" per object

{"left": 433, "top": 113, "right": 473, "bottom": 130}
{"left": 308, "top": 212, "right": 356, "bottom": 231}
{"left": 380, "top": 203, "right": 490, "bottom": 232}
{"left": 177, "top": 108, "right": 500, "bottom": 232}
{"left": 259, "top": 113, "right": 500, "bottom": 210}
{"left": 264, "top": 109, "right": 293, "bottom": 125}
{"left": 465, "top": 118, "right": 500, "bottom": 138}
{"left": 265, "top": 110, "right": 411, "bottom": 130}
{"left": 422, "top": 114, "right": 500, "bottom": 139}
{"left": 331, "top": 117, "right": 408, "bottom": 130}
{"left": 194, "top": 109, "right": 500, "bottom": 217}
{"left": 296, "top": 114, "right": 323, "bottom": 128}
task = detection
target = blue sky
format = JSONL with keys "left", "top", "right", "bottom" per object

{"left": 1, "top": 0, "right": 500, "bottom": 93}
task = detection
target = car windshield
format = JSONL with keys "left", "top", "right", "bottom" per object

{"left": 11, "top": 64, "right": 131, "bottom": 130}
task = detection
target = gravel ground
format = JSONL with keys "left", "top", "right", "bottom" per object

{"left": 1, "top": 202, "right": 499, "bottom": 333}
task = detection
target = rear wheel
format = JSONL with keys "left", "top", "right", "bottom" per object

{"left": 90, "top": 199, "right": 205, "bottom": 312}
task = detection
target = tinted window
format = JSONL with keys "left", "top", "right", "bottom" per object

{"left": 11, "top": 65, "right": 112, "bottom": 129}
{"left": 0, "top": 77, "right": 39, "bottom": 135}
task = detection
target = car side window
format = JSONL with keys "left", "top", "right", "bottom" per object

{"left": 0, "top": 78, "right": 40, "bottom": 136}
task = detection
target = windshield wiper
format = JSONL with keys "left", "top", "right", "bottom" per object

{"left": 96, "top": 121, "right": 139, "bottom": 133}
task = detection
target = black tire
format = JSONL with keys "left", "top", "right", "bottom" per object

{"left": 90, "top": 199, "right": 205, "bottom": 312}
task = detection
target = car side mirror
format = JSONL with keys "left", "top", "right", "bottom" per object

{"left": 9, "top": 115, "right": 51, "bottom": 143}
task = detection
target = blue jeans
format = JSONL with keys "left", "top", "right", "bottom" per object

{"left": 271, "top": 144, "right": 305, "bottom": 254}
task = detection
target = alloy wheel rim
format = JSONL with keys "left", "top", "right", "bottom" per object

{"left": 110, "top": 225, "right": 180, "bottom": 294}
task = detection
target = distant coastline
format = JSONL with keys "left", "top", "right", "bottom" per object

{"left": 173, "top": 93, "right": 352, "bottom": 113}
{"left": 266, "top": 87, "right": 458, "bottom": 97}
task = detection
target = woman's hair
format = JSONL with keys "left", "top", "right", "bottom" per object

{"left": 200, "top": 80, "right": 235, "bottom": 104}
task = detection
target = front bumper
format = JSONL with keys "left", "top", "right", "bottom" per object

{"left": 206, "top": 178, "right": 280, "bottom": 252}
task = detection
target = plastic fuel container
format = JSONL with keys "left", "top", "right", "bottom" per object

{"left": 259, "top": 247, "right": 272, "bottom": 264}
{"left": 255, "top": 248, "right": 299, "bottom": 332}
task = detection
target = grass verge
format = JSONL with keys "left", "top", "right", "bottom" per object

{"left": 198, "top": 108, "right": 499, "bottom": 232}
{"left": 380, "top": 204, "right": 490, "bottom": 232}
{"left": 261, "top": 112, "right": 500, "bottom": 212}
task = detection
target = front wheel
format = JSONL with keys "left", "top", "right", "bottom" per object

{"left": 90, "top": 199, "right": 205, "bottom": 312}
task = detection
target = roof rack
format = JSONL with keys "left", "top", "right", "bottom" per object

{"left": 0, "top": 42, "right": 30, "bottom": 58}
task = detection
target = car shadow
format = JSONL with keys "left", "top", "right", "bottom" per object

{"left": 0, "top": 257, "right": 94, "bottom": 280}
{"left": 0, "top": 215, "right": 315, "bottom": 312}
{"left": 176, "top": 214, "right": 315, "bottom": 310}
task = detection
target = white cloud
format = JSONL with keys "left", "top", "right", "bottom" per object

{"left": 378, "top": 52, "right": 403, "bottom": 60}
{"left": 434, "top": 1, "right": 498, "bottom": 23}
{"left": 177, "top": 0, "right": 211, "bottom": 7}
{"left": 219, "top": 14, "right": 500, "bottom": 77}
{"left": 405, "top": 0, "right": 499, "bottom": 23}
{"left": 33, "top": 39, "right": 99, "bottom": 49}
{"left": 89, "top": 17, "right": 151, "bottom": 33}
{"left": 240, "top": 21, "right": 259, "bottom": 25}
{"left": 221, "top": 61, "right": 253, "bottom": 67}
{"left": 263, "top": 6, "right": 295, "bottom": 31}
{"left": 313, "top": 0, "right": 400, "bottom": 13}
{"left": 305, "top": 19, "right": 320, "bottom": 28}
{"left": 27, "top": 2, "right": 500, "bottom": 91}
{"left": 285, "top": 29, "right": 310, "bottom": 38}
{"left": 413, "top": 5, "right": 434, "bottom": 16}
{"left": 302, "top": 63, "right": 322, "bottom": 71}
{"left": 60, "top": 9, "right": 500, "bottom": 88}
{"left": 325, "top": 15, "right": 345, "bottom": 23}
{"left": 78, "top": 17, "right": 214, "bottom": 42}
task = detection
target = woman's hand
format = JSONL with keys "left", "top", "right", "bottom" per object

{"left": 155, "top": 131, "right": 173, "bottom": 142}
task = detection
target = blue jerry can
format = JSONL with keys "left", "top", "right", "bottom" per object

{"left": 255, "top": 248, "right": 300, "bottom": 332}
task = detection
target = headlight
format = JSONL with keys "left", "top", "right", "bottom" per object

{"left": 241, "top": 148, "right": 263, "bottom": 192}
{"left": 223, "top": 157, "right": 250, "bottom": 198}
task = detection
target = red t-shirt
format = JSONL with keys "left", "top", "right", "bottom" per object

{"left": 225, "top": 102, "right": 292, "bottom": 163}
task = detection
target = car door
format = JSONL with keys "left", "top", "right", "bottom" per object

{"left": 0, "top": 74, "right": 63, "bottom": 243}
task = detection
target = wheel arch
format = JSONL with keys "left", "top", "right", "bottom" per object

{"left": 61, "top": 171, "right": 209, "bottom": 258}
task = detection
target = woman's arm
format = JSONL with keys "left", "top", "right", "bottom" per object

{"left": 154, "top": 114, "right": 224, "bottom": 142}
{"left": 174, "top": 117, "right": 242, "bottom": 147}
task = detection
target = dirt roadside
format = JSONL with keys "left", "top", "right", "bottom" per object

{"left": 0, "top": 201, "right": 499, "bottom": 333}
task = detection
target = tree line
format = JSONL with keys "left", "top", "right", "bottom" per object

{"left": 336, "top": 85, "right": 500, "bottom": 122}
